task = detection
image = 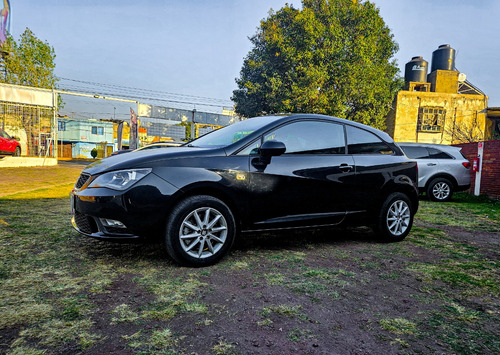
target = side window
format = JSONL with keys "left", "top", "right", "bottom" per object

{"left": 262, "top": 121, "right": 346, "bottom": 155}
{"left": 92, "top": 126, "right": 104, "bottom": 135}
{"left": 427, "top": 147, "right": 452, "bottom": 159}
{"left": 238, "top": 140, "right": 260, "bottom": 156}
{"left": 401, "top": 146, "right": 430, "bottom": 159}
{"left": 346, "top": 126, "right": 393, "bottom": 154}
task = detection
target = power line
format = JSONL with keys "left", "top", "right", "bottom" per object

{"left": 58, "top": 86, "right": 230, "bottom": 109}
{"left": 56, "top": 76, "right": 234, "bottom": 106}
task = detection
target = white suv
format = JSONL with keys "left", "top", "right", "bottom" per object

{"left": 399, "top": 143, "right": 471, "bottom": 202}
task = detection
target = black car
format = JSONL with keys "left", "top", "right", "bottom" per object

{"left": 71, "top": 114, "right": 418, "bottom": 266}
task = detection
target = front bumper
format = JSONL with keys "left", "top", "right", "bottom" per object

{"left": 71, "top": 209, "right": 143, "bottom": 242}
{"left": 70, "top": 172, "right": 179, "bottom": 242}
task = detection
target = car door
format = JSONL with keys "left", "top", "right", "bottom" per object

{"left": 401, "top": 145, "right": 437, "bottom": 188}
{"left": 0, "top": 129, "right": 10, "bottom": 154}
{"left": 244, "top": 119, "right": 355, "bottom": 230}
{"left": 427, "top": 146, "right": 453, "bottom": 172}
{"left": 344, "top": 125, "right": 398, "bottom": 211}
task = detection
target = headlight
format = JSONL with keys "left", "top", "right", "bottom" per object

{"left": 88, "top": 169, "right": 152, "bottom": 191}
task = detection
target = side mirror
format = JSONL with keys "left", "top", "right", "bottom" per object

{"left": 258, "top": 140, "right": 286, "bottom": 165}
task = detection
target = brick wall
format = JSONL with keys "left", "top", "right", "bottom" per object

{"left": 454, "top": 140, "right": 500, "bottom": 199}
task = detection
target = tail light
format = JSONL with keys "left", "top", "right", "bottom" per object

{"left": 462, "top": 161, "right": 471, "bottom": 169}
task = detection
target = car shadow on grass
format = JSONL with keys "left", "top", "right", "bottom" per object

{"left": 74, "top": 225, "right": 380, "bottom": 266}
{"left": 234, "top": 225, "right": 379, "bottom": 252}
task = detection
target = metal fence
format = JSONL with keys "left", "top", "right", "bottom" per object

{"left": 1, "top": 102, "right": 56, "bottom": 157}
{"left": 1, "top": 83, "right": 239, "bottom": 160}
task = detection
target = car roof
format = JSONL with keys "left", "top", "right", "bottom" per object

{"left": 270, "top": 114, "right": 395, "bottom": 142}
{"left": 147, "top": 141, "right": 183, "bottom": 146}
{"left": 222, "top": 114, "right": 398, "bottom": 155}
{"left": 398, "top": 142, "right": 461, "bottom": 151}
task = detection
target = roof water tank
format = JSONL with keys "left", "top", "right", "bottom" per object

{"left": 404, "top": 56, "right": 428, "bottom": 83}
{"left": 431, "top": 44, "right": 456, "bottom": 72}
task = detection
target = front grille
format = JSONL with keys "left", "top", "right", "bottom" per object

{"left": 75, "top": 173, "right": 91, "bottom": 189}
{"left": 74, "top": 211, "right": 98, "bottom": 234}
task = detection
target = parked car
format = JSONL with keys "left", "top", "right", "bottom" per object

{"left": 0, "top": 128, "right": 21, "bottom": 156}
{"left": 137, "top": 141, "right": 184, "bottom": 150}
{"left": 398, "top": 143, "right": 471, "bottom": 202}
{"left": 110, "top": 141, "right": 184, "bottom": 156}
{"left": 110, "top": 148, "right": 131, "bottom": 156}
{"left": 71, "top": 114, "right": 419, "bottom": 266}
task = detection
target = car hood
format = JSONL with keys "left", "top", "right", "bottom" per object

{"left": 83, "top": 146, "right": 226, "bottom": 175}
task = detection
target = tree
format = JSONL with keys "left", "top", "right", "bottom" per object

{"left": 1, "top": 27, "right": 58, "bottom": 89}
{"left": 0, "top": 28, "right": 59, "bottom": 157}
{"left": 444, "top": 112, "right": 489, "bottom": 144}
{"left": 232, "top": 0, "right": 402, "bottom": 129}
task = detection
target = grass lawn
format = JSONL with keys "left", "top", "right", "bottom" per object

{"left": 0, "top": 166, "right": 499, "bottom": 354}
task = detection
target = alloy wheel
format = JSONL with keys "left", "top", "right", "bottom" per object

{"left": 179, "top": 207, "right": 228, "bottom": 259}
{"left": 432, "top": 182, "right": 450, "bottom": 200}
{"left": 386, "top": 200, "right": 411, "bottom": 236}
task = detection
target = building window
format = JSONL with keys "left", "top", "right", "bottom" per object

{"left": 494, "top": 119, "right": 500, "bottom": 139}
{"left": 58, "top": 121, "right": 66, "bottom": 131}
{"left": 92, "top": 126, "right": 104, "bottom": 135}
{"left": 418, "top": 107, "right": 446, "bottom": 132}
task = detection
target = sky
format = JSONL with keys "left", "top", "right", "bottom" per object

{"left": 8, "top": 0, "right": 500, "bottom": 119}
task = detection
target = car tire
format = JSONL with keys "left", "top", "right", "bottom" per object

{"left": 14, "top": 146, "right": 21, "bottom": 157}
{"left": 427, "top": 177, "right": 453, "bottom": 202}
{"left": 165, "top": 195, "right": 236, "bottom": 266}
{"left": 375, "top": 192, "right": 414, "bottom": 242}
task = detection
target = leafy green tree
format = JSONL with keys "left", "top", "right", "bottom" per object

{"left": 1, "top": 27, "right": 58, "bottom": 89}
{"left": 232, "top": 0, "right": 402, "bottom": 129}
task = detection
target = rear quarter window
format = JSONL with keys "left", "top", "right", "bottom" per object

{"left": 427, "top": 147, "right": 453, "bottom": 159}
{"left": 346, "top": 126, "right": 393, "bottom": 155}
{"left": 401, "top": 146, "right": 429, "bottom": 159}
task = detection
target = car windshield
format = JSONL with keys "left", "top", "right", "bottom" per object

{"left": 188, "top": 116, "right": 280, "bottom": 148}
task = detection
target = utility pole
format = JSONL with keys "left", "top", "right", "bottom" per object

{"left": 191, "top": 108, "right": 197, "bottom": 140}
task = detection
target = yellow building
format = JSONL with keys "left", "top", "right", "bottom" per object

{"left": 386, "top": 46, "right": 491, "bottom": 144}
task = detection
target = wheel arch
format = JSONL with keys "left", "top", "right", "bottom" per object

{"left": 166, "top": 182, "right": 242, "bottom": 230}
{"left": 425, "top": 173, "right": 458, "bottom": 190}
{"left": 378, "top": 180, "right": 419, "bottom": 215}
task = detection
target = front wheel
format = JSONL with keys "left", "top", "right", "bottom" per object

{"left": 427, "top": 178, "right": 453, "bottom": 202}
{"left": 374, "top": 192, "right": 414, "bottom": 242}
{"left": 165, "top": 195, "right": 236, "bottom": 266}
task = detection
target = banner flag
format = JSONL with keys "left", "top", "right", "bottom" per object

{"left": 130, "top": 107, "right": 138, "bottom": 150}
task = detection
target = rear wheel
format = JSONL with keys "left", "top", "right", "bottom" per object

{"left": 427, "top": 177, "right": 453, "bottom": 202}
{"left": 165, "top": 195, "right": 236, "bottom": 266}
{"left": 14, "top": 146, "right": 21, "bottom": 157}
{"left": 375, "top": 192, "right": 414, "bottom": 242}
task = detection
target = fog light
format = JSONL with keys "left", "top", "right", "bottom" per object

{"left": 100, "top": 218, "right": 126, "bottom": 228}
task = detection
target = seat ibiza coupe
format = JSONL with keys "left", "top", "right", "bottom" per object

{"left": 71, "top": 114, "right": 418, "bottom": 266}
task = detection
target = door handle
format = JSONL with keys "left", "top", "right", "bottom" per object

{"left": 427, "top": 163, "right": 437, "bottom": 166}
{"left": 339, "top": 163, "right": 353, "bottom": 172}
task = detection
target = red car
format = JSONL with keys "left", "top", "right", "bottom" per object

{"left": 0, "top": 128, "right": 21, "bottom": 156}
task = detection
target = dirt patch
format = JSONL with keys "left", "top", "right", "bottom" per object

{"left": 439, "top": 224, "right": 500, "bottom": 248}
{"left": 1, "top": 197, "right": 499, "bottom": 354}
